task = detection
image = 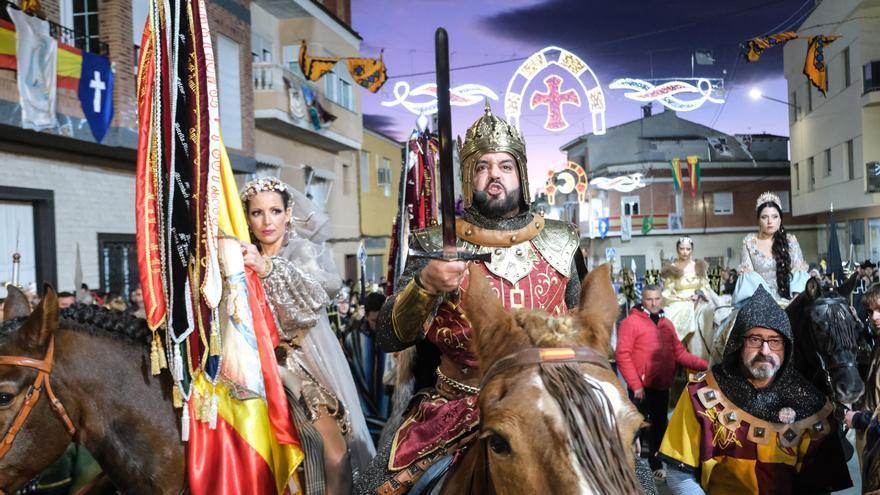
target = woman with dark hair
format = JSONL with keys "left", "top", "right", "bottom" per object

{"left": 712, "top": 193, "right": 809, "bottom": 361}
{"left": 734, "top": 192, "right": 808, "bottom": 306}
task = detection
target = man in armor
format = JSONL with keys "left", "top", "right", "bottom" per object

{"left": 355, "top": 105, "right": 582, "bottom": 494}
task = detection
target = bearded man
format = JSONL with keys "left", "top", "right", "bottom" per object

{"left": 354, "top": 105, "right": 583, "bottom": 494}
{"left": 660, "top": 285, "right": 852, "bottom": 494}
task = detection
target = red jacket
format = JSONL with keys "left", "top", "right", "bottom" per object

{"left": 615, "top": 307, "right": 708, "bottom": 391}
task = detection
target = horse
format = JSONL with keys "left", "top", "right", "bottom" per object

{"left": 0, "top": 286, "right": 186, "bottom": 493}
{"left": 786, "top": 276, "right": 864, "bottom": 405}
{"left": 440, "top": 264, "right": 645, "bottom": 494}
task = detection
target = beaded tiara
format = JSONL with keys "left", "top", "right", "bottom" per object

{"left": 677, "top": 236, "right": 693, "bottom": 247}
{"left": 240, "top": 177, "right": 289, "bottom": 203}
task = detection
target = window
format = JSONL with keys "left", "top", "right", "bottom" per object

{"left": 793, "top": 163, "right": 800, "bottom": 192}
{"left": 870, "top": 218, "right": 880, "bottom": 261}
{"left": 360, "top": 151, "right": 370, "bottom": 192}
{"left": 621, "top": 195, "right": 640, "bottom": 216}
{"left": 850, "top": 219, "right": 866, "bottom": 261}
{"left": 790, "top": 90, "right": 798, "bottom": 122}
{"left": 378, "top": 158, "right": 392, "bottom": 197}
{"left": 324, "top": 70, "right": 354, "bottom": 111}
{"left": 0, "top": 200, "right": 36, "bottom": 298}
{"left": 844, "top": 46, "right": 852, "bottom": 88}
{"left": 282, "top": 44, "right": 304, "bottom": 78}
{"left": 324, "top": 71, "right": 338, "bottom": 102}
{"left": 304, "top": 167, "right": 334, "bottom": 211}
{"left": 773, "top": 191, "right": 791, "bottom": 213}
{"left": 825, "top": 148, "right": 832, "bottom": 176}
{"left": 217, "top": 35, "right": 243, "bottom": 150}
{"left": 98, "top": 234, "right": 139, "bottom": 298}
{"left": 807, "top": 83, "right": 813, "bottom": 112}
{"left": 72, "top": 0, "right": 100, "bottom": 53}
{"left": 251, "top": 33, "right": 273, "bottom": 64}
{"left": 866, "top": 61, "right": 880, "bottom": 94}
{"left": 847, "top": 140, "right": 855, "bottom": 180}
{"left": 713, "top": 192, "right": 733, "bottom": 215}
{"left": 808, "top": 157, "right": 815, "bottom": 191}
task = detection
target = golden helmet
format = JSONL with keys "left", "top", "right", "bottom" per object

{"left": 459, "top": 103, "right": 529, "bottom": 209}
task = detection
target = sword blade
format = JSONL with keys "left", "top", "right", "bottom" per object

{"left": 435, "top": 28, "right": 457, "bottom": 258}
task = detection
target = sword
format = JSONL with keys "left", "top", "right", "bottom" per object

{"left": 414, "top": 28, "right": 489, "bottom": 262}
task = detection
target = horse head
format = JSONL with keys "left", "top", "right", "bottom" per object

{"left": 790, "top": 277, "right": 864, "bottom": 404}
{"left": 0, "top": 286, "right": 75, "bottom": 492}
{"left": 448, "top": 264, "right": 642, "bottom": 494}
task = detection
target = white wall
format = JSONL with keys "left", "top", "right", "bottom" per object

{"left": 0, "top": 153, "right": 136, "bottom": 291}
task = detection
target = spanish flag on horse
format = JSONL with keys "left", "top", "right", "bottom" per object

{"left": 135, "top": 0, "right": 303, "bottom": 492}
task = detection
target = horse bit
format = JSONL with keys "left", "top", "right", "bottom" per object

{"left": 0, "top": 336, "right": 76, "bottom": 481}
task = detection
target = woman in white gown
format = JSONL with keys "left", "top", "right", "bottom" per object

{"left": 239, "top": 177, "right": 375, "bottom": 493}
{"left": 661, "top": 236, "right": 717, "bottom": 361}
{"left": 712, "top": 192, "right": 809, "bottom": 360}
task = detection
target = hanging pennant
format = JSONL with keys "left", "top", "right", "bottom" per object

{"left": 744, "top": 31, "right": 798, "bottom": 62}
{"left": 347, "top": 49, "right": 387, "bottom": 93}
{"left": 641, "top": 216, "right": 654, "bottom": 235}
{"left": 804, "top": 35, "right": 841, "bottom": 95}
{"left": 669, "top": 157, "right": 683, "bottom": 193}
{"left": 298, "top": 41, "right": 339, "bottom": 81}
{"left": 687, "top": 155, "right": 701, "bottom": 198}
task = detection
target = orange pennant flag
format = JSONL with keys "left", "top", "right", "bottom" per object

{"left": 804, "top": 35, "right": 841, "bottom": 95}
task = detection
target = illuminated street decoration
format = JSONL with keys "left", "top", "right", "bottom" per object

{"left": 608, "top": 78, "right": 724, "bottom": 112}
{"left": 531, "top": 75, "right": 580, "bottom": 130}
{"left": 505, "top": 46, "right": 606, "bottom": 134}
{"left": 590, "top": 173, "right": 647, "bottom": 193}
{"left": 545, "top": 161, "right": 588, "bottom": 205}
{"left": 381, "top": 81, "right": 498, "bottom": 115}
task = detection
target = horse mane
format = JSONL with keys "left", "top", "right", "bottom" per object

{"left": 809, "top": 295, "right": 859, "bottom": 353}
{"left": 0, "top": 303, "right": 150, "bottom": 345}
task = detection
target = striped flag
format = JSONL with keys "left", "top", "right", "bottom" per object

{"left": 669, "top": 157, "right": 683, "bottom": 193}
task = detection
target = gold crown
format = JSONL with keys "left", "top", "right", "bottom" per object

{"left": 755, "top": 191, "right": 781, "bottom": 211}
{"left": 459, "top": 102, "right": 530, "bottom": 209}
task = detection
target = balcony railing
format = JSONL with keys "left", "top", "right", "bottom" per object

{"left": 253, "top": 62, "right": 305, "bottom": 92}
{"left": 0, "top": 1, "right": 109, "bottom": 56}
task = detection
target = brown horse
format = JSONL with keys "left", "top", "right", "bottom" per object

{"left": 441, "top": 264, "right": 644, "bottom": 494}
{"left": 0, "top": 286, "right": 185, "bottom": 493}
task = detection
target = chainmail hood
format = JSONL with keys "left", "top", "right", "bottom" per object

{"left": 712, "top": 286, "right": 825, "bottom": 422}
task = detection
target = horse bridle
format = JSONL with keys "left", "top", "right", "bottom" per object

{"left": 480, "top": 346, "right": 612, "bottom": 389}
{"left": 0, "top": 337, "right": 76, "bottom": 464}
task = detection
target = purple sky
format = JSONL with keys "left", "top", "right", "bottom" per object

{"left": 352, "top": 0, "right": 805, "bottom": 190}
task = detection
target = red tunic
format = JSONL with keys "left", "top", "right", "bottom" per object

{"left": 389, "top": 249, "right": 571, "bottom": 470}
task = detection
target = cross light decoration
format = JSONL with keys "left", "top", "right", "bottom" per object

{"left": 530, "top": 75, "right": 580, "bottom": 130}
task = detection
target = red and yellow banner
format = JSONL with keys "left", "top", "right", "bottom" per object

{"left": 0, "top": 19, "right": 84, "bottom": 90}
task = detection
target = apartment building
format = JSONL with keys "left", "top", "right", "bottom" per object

{"left": 250, "top": 0, "right": 363, "bottom": 279}
{"left": 784, "top": 0, "right": 880, "bottom": 261}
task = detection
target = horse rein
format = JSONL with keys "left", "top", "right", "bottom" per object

{"left": 0, "top": 337, "right": 76, "bottom": 465}
{"left": 480, "top": 346, "right": 611, "bottom": 389}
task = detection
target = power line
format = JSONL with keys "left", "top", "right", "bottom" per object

{"left": 386, "top": 0, "right": 795, "bottom": 80}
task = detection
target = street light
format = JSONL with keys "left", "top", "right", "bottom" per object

{"left": 749, "top": 87, "right": 799, "bottom": 111}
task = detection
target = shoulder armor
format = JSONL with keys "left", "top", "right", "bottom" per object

{"left": 409, "top": 225, "right": 468, "bottom": 255}
{"left": 532, "top": 220, "right": 578, "bottom": 278}
{"left": 410, "top": 226, "right": 443, "bottom": 254}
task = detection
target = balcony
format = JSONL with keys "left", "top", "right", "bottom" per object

{"left": 253, "top": 62, "right": 360, "bottom": 152}
{"left": 0, "top": 1, "right": 109, "bottom": 55}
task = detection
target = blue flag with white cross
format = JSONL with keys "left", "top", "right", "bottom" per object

{"left": 78, "top": 51, "right": 113, "bottom": 143}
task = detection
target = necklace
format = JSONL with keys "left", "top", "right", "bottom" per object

{"left": 437, "top": 368, "right": 481, "bottom": 395}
